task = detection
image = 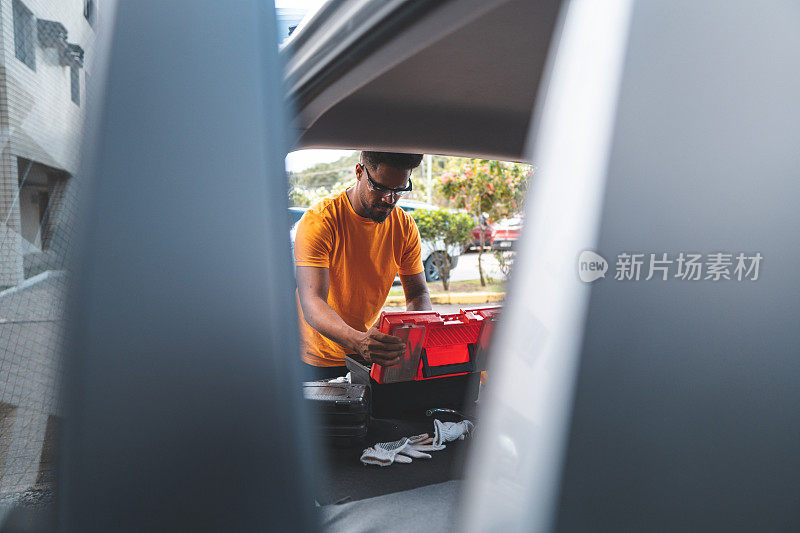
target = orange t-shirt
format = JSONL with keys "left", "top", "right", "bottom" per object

{"left": 294, "top": 190, "right": 423, "bottom": 366}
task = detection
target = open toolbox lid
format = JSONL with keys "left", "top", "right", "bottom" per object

{"left": 370, "top": 306, "right": 501, "bottom": 383}
{"left": 461, "top": 306, "right": 501, "bottom": 373}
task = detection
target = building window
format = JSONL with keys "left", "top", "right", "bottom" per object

{"left": 84, "top": 0, "right": 96, "bottom": 28}
{"left": 70, "top": 66, "right": 80, "bottom": 105}
{"left": 17, "top": 159, "right": 68, "bottom": 254}
{"left": 13, "top": 0, "right": 36, "bottom": 71}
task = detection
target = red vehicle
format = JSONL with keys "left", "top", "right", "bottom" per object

{"left": 471, "top": 223, "right": 495, "bottom": 249}
{"left": 491, "top": 216, "right": 523, "bottom": 250}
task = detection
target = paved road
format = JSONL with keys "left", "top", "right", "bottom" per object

{"left": 387, "top": 250, "right": 509, "bottom": 313}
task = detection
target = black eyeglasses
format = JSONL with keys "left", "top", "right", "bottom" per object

{"left": 360, "top": 164, "right": 413, "bottom": 199}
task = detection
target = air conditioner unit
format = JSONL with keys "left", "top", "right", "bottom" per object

{"left": 37, "top": 20, "right": 68, "bottom": 48}
{"left": 61, "top": 43, "right": 85, "bottom": 68}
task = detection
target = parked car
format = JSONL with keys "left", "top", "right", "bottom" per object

{"left": 469, "top": 213, "right": 495, "bottom": 250}
{"left": 396, "top": 199, "right": 460, "bottom": 282}
{"left": 288, "top": 206, "right": 308, "bottom": 227}
{"left": 288, "top": 206, "right": 308, "bottom": 249}
{"left": 490, "top": 216, "right": 523, "bottom": 250}
{"left": 289, "top": 207, "right": 308, "bottom": 267}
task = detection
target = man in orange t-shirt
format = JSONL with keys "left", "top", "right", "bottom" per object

{"left": 294, "top": 151, "right": 432, "bottom": 380}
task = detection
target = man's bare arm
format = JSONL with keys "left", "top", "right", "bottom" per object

{"left": 400, "top": 272, "right": 432, "bottom": 311}
{"left": 296, "top": 265, "right": 403, "bottom": 365}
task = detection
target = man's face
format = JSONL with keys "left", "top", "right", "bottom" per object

{"left": 356, "top": 163, "right": 412, "bottom": 223}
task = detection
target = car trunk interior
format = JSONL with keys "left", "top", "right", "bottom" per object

{"left": 284, "top": 0, "right": 562, "bottom": 161}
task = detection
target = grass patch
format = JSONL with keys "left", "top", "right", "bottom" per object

{"left": 389, "top": 278, "right": 506, "bottom": 296}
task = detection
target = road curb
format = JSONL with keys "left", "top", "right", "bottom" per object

{"left": 384, "top": 292, "right": 505, "bottom": 306}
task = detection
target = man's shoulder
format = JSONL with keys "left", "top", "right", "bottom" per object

{"left": 391, "top": 205, "right": 418, "bottom": 229}
{"left": 308, "top": 192, "right": 342, "bottom": 216}
{"left": 302, "top": 192, "right": 347, "bottom": 224}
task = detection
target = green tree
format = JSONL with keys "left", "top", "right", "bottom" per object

{"left": 288, "top": 176, "right": 353, "bottom": 207}
{"left": 287, "top": 152, "right": 359, "bottom": 206}
{"left": 438, "top": 159, "right": 531, "bottom": 286}
{"left": 411, "top": 209, "right": 474, "bottom": 291}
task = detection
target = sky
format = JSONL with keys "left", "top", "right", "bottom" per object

{"left": 285, "top": 149, "right": 355, "bottom": 172}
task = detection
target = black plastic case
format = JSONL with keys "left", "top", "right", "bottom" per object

{"left": 302, "top": 381, "right": 370, "bottom": 443}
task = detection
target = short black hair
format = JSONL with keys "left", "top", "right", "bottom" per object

{"left": 361, "top": 151, "right": 423, "bottom": 171}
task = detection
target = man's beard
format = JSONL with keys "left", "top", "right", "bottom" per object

{"left": 365, "top": 201, "right": 394, "bottom": 223}
{"left": 360, "top": 189, "right": 395, "bottom": 223}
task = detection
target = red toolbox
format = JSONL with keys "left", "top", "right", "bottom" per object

{"left": 370, "top": 307, "right": 501, "bottom": 384}
{"left": 346, "top": 307, "right": 501, "bottom": 417}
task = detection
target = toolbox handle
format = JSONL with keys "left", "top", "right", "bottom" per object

{"left": 420, "top": 345, "right": 475, "bottom": 378}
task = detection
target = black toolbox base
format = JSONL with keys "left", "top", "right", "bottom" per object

{"left": 345, "top": 355, "right": 479, "bottom": 418}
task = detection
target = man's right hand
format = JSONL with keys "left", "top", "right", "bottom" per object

{"left": 356, "top": 326, "right": 405, "bottom": 366}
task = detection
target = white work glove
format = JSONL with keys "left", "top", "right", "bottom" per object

{"left": 326, "top": 372, "right": 351, "bottom": 384}
{"left": 360, "top": 434, "right": 445, "bottom": 466}
{"left": 400, "top": 433, "right": 446, "bottom": 459}
{"left": 360, "top": 437, "right": 413, "bottom": 466}
{"left": 432, "top": 419, "right": 474, "bottom": 448}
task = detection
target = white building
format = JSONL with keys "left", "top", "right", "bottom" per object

{"left": 0, "top": 0, "right": 95, "bottom": 496}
